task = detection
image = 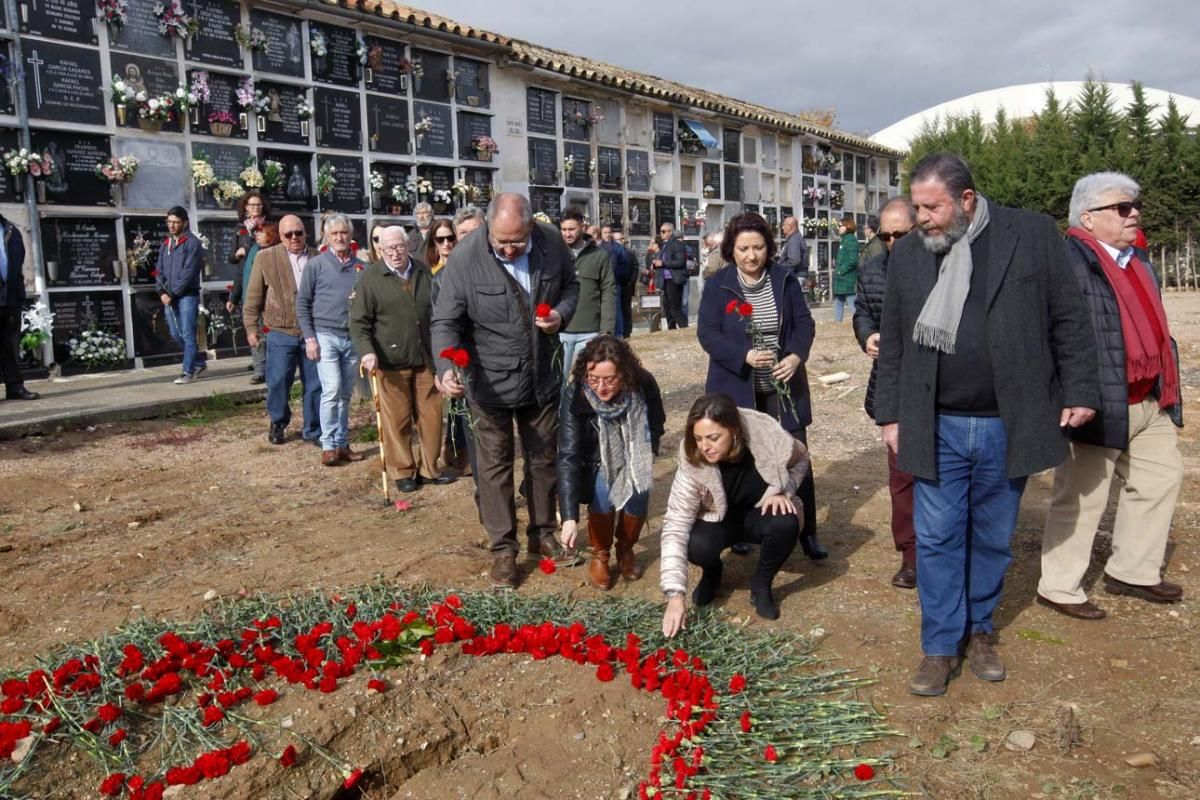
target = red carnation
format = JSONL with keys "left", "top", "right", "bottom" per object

{"left": 201, "top": 705, "right": 224, "bottom": 727}
{"left": 367, "top": 678, "right": 388, "bottom": 693}
{"left": 43, "top": 717, "right": 61, "bottom": 735}
{"left": 225, "top": 283, "right": 233, "bottom": 291}
{"left": 108, "top": 729, "right": 127, "bottom": 747}
{"left": 538, "top": 557, "right": 556, "bottom": 575}
{"left": 99, "top": 773, "right": 125, "bottom": 796}
{"left": 343, "top": 768, "right": 364, "bottom": 789}
{"left": 279, "top": 744, "right": 297, "bottom": 767}
{"left": 451, "top": 349, "right": 470, "bottom": 369}
{"left": 854, "top": 763, "right": 875, "bottom": 781}
{"left": 253, "top": 689, "right": 278, "bottom": 706}
{"left": 596, "top": 663, "right": 615, "bottom": 682}
{"left": 764, "top": 744, "right": 778, "bottom": 762}
{"left": 738, "top": 302, "right": 753, "bottom": 317}
{"left": 535, "top": 303, "right": 552, "bottom": 319}
{"left": 724, "top": 299, "right": 738, "bottom": 314}
{"left": 728, "top": 673, "right": 746, "bottom": 694}
{"left": 261, "top": 325, "right": 271, "bottom": 333}
{"left": 739, "top": 711, "right": 752, "bottom": 733}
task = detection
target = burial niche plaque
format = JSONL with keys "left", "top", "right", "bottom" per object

{"left": 370, "top": 161, "right": 412, "bottom": 214}
{"left": 525, "top": 87, "right": 556, "bottom": 136}
{"left": 529, "top": 188, "right": 563, "bottom": 224}
{"left": 628, "top": 198, "right": 651, "bottom": 237}
{"left": 113, "top": 55, "right": 180, "bottom": 131}
{"left": 189, "top": 69, "right": 248, "bottom": 139}
{"left": 599, "top": 193, "right": 623, "bottom": 228}
{"left": 30, "top": 130, "right": 111, "bottom": 206}
{"left": 563, "top": 98, "right": 591, "bottom": 142}
{"left": 108, "top": 0, "right": 175, "bottom": 58}
{"left": 457, "top": 111, "right": 491, "bottom": 161}
{"left": 49, "top": 290, "right": 127, "bottom": 367}
{"left": 22, "top": 39, "right": 105, "bottom": 125}
{"left": 189, "top": 0, "right": 241, "bottom": 67}
{"left": 314, "top": 87, "right": 362, "bottom": 150}
{"left": 453, "top": 58, "right": 489, "bottom": 108}
{"left": 410, "top": 48, "right": 449, "bottom": 103}
{"left": 41, "top": 218, "right": 120, "bottom": 287}
{"left": 413, "top": 101, "right": 452, "bottom": 158}
{"left": 124, "top": 216, "right": 169, "bottom": 286}
{"left": 20, "top": 0, "right": 96, "bottom": 44}
{"left": 626, "top": 150, "right": 650, "bottom": 193}
{"left": 320, "top": 155, "right": 365, "bottom": 214}
{"left": 310, "top": 22, "right": 360, "bottom": 87}
{"left": 258, "top": 148, "right": 312, "bottom": 212}
{"left": 197, "top": 220, "right": 240, "bottom": 282}
{"left": 131, "top": 289, "right": 180, "bottom": 358}
{"left": 528, "top": 137, "right": 557, "bottom": 186}
{"left": 116, "top": 139, "right": 187, "bottom": 210}
{"left": 564, "top": 142, "right": 590, "bottom": 189}
{"left": 597, "top": 146, "right": 622, "bottom": 190}
{"left": 193, "top": 141, "right": 250, "bottom": 210}
{"left": 363, "top": 36, "right": 408, "bottom": 94}
{"left": 257, "top": 81, "right": 307, "bottom": 145}
{"left": 366, "top": 95, "right": 409, "bottom": 155}
{"left": 250, "top": 9, "right": 304, "bottom": 79}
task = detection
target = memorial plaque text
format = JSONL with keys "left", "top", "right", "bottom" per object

{"left": 314, "top": 87, "right": 361, "bottom": 150}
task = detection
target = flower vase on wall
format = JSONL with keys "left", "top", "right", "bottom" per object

{"left": 256, "top": 115, "right": 266, "bottom": 133}
{"left": 238, "top": 112, "right": 249, "bottom": 130}
{"left": 116, "top": 105, "right": 127, "bottom": 125}
{"left": 35, "top": 181, "right": 46, "bottom": 204}
{"left": 45, "top": 261, "right": 58, "bottom": 282}
{"left": 301, "top": 120, "right": 310, "bottom": 138}
{"left": 111, "top": 183, "right": 123, "bottom": 206}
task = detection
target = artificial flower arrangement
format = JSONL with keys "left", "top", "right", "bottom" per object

{"left": 105, "top": 74, "right": 138, "bottom": 106}
{"left": 233, "top": 23, "right": 268, "bottom": 53}
{"left": 295, "top": 99, "right": 313, "bottom": 120}
{"left": 369, "top": 170, "right": 385, "bottom": 191}
{"left": 190, "top": 155, "right": 216, "bottom": 189}
{"left": 414, "top": 178, "right": 433, "bottom": 197}
{"left": 67, "top": 327, "right": 125, "bottom": 367}
{"left": 187, "top": 71, "right": 210, "bottom": 106}
{"left": 260, "top": 159, "right": 285, "bottom": 192}
{"left": 309, "top": 29, "right": 327, "bottom": 58}
{"left": 471, "top": 135, "right": 499, "bottom": 156}
{"left": 97, "top": 0, "right": 128, "bottom": 30}
{"left": 239, "top": 160, "right": 264, "bottom": 189}
{"left": 2, "top": 149, "right": 52, "bottom": 178}
{"left": 235, "top": 77, "right": 256, "bottom": 111}
{"left": 316, "top": 162, "right": 337, "bottom": 197}
{"left": 413, "top": 116, "right": 434, "bottom": 135}
{"left": 431, "top": 188, "right": 452, "bottom": 206}
{"left": 390, "top": 179, "right": 415, "bottom": 204}
{"left": 19, "top": 301, "right": 54, "bottom": 358}
{"left": 154, "top": 0, "right": 198, "bottom": 40}
{"left": 94, "top": 155, "right": 139, "bottom": 183}
{"left": 213, "top": 179, "right": 246, "bottom": 207}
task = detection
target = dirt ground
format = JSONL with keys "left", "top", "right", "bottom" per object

{"left": 1, "top": 294, "right": 1198, "bottom": 800}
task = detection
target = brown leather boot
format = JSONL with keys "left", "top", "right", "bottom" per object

{"left": 615, "top": 512, "right": 646, "bottom": 580}
{"left": 587, "top": 511, "right": 616, "bottom": 590}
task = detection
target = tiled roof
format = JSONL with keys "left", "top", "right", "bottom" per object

{"left": 323, "top": 1, "right": 904, "bottom": 156}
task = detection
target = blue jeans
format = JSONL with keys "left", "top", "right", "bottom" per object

{"left": 315, "top": 331, "right": 357, "bottom": 449}
{"left": 914, "top": 415, "right": 1027, "bottom": 656}
{"left": 559, "top": 330, "right": 598, "bottom": 381}
{"left": 265, "top": 330, "right": 321, "bottom": 440}
{"left": 590, "top": 468, "right": 650, "bottom": 517}
{"left": 833, "top": 294, "right": 856, "bottom": 322}
{"left": 164, "top": 294, "right": 205, "bottom": 375}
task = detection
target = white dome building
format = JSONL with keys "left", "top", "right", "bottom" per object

{"left": 870, "top": 82, "right": 1200, "bottom": 151}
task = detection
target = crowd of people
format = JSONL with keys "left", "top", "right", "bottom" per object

{"left": 5, "top": 149, "right": 1180, "bottom": 701}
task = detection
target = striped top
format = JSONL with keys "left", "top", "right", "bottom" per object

{"left": 736, "top": 270, "right": 780, "bottom": 393}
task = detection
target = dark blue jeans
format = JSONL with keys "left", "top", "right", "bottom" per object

{"left": 264, "top": 330, "right": 321, "bottom": 440}
{"left": 914, "top": 415, "right": 1027, "bottom": 656}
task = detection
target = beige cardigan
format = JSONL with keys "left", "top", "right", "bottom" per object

{"left": 659, "top": 408, "right": 810, "bottom": 596}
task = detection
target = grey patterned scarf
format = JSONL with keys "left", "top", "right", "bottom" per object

{"left": 583, "top": 384, "right": 653, "bottom": 511}
{"left": 913, "top": 196, "right": 991, "bottom": 354}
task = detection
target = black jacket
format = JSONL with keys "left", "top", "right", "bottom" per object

{"left": 1062, "top": 235, "right": 1182, "bottom": 449}
{"left": 0, "top": 217, "right": 27, "bottom": 309}
{"left": 656, "top": 237, "right": 689, "bottom": 286}
{"left": 431, "top": 221, "right": 579, "bottom": 408}
{"left": 556, "top": 369, "right": 666, "bottom": 520}
{"left": 874, "top": 204, "right": 1100, "bottom": 480}
{"left": 852, "top": 250, "right": 889, "bottom": 419}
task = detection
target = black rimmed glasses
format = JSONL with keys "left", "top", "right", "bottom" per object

{"left": 1087, "top": 200, "right": 1142, "bottom": 217}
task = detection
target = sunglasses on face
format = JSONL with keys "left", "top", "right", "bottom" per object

{"left": 877, "top": 230, "right": 909, "bottom": 242}
{"left": 282, "top": 231, "right": 305, "bottom": 239}
{"left": 434, "top": 234, "right": 457, "bottom": 244}
{"left": 1087, "top": 200, "right": 1142, "bottom": 217}
{"left": 372, "top": 236, "right": 380, "bottom": 243}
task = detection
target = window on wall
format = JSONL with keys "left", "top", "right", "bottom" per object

{"left": 723, "top": 129, "right": 740, "bottom": 164}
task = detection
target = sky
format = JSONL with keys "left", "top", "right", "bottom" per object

{"left": 423, "top": 1, "right": 1200, "bottom": 136}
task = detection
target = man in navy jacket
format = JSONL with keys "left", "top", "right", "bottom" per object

{"left": 0, "top": 214, "right": 38, "bottom": 400}
{"left": 156, "top": 206, "right": 207, "bottom": 384}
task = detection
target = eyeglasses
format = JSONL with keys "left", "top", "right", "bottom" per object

{"left": 1087, "top": 200, "right": 1142, "bottom": 217}
{"left": 371, "top": 236, "right": 380, "bottom": 243}
{"left": 877, "top": 230, "right": 909, "bottom": 242}
{"left": 381, "top": 244, "right": 407, "bottom": 253}
{"left": 585, "top": 374, "right": 620, "bottom": 388}
{"left": 434, "top": 234, "right": 457, "bottom": 244}
{"left": 659, "top": 229, "right": 671, "bottom": 233}
{"left": 281, "top": 231, "right": 305, "bottom": 239}
{"left": 492, "top": 239, "right": 528, "bottom": 250}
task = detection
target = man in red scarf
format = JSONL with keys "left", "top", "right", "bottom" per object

{"left": 1038, "top": 172, "right": 1184, "bottom": 619}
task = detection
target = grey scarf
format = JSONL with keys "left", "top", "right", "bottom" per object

{"left": 913, "top": 196, "right": 991, "bottom": 353}
{"left": 583, "top": 384, "right": 653, "bottom": 511}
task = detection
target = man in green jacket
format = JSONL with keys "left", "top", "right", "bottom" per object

{"left": 558, "top": 207, "right": 615, "bottom": 379}
{"left": 351, "top": 226, "right": 454, "bottom": 493}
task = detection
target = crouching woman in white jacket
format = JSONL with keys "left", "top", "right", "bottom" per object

{"left": 660, "top": 393, "right": 809, "bottom": 636}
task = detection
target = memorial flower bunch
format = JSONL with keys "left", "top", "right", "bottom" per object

{"left": 187, "top": 71, "right": 210, "bottom": 106}
{"left": 67, "top": 327, "right": 125, "bottom": 367}
{"left": 213, "top": 180, "right": 246, "bottom": 206}
{"left": 471, "top": 135, "right": 498, "bottom": 155}
{"left": 563, "top": 154, "right": 576, "bottom": 175}
{"left": 2, "top": 148, "right": 52, "bottom": 178}
{"left": 137, "top": 92, "right": 182, "bottom": 123}
{"left": 208, "top": 110, "right": 236, "bottom": 127}
{"left": 19, "top": 301, "right": 54, "bottom": 357}
{"left": 234, "top": 77, "right": 255, "bottom": 110}
{"left": 233, "top": 23, "right": 268, "bottom": 53}
{"left": 190, "top": 155, "right": 216, "bottom": 189}
{"left": 251, "top": 90, "right": 270, "bottom": 117}
{"left": 439, "top": 348, "right": 475, "bottom": 449}
{"left": 154, "top": 0, "right": 198, "bottom": 40}
{"left": 261, "top": 159, "right": 285, "bottom": 192}
{"left": 802, "top": 186, "right": 826, "bottom": 204}
{"left": 828, "top": 186, "right": 845, "bottom": 209}
{"left": 431, "top": 188, "right": 452, "bottom": 205}
{"left": 309, "top": 29, "right": 327, "bottom": 58}
{"left": 295, "top": 99, "right": 313, "bottom": 120}
{"left": 726, "top": 300, "right": 798, "bottom": 422}
{"left": 451, "top": 180, "right": 471, "bottom": 201}
{"left": 238, "top": 161, "right": 264, "bottom": 189}
{"left": 390, "top": 179, "right": 415, "bottom": 204}
{"left": 369, "top": 170, "right": 385, "bottom": 191}
{"left": 94, "top": 155, "right": 140, "bottom": 184}
{"left": 355, "top": 36, "right": 369, "bottom": 66}
{"left": 97, "top": 0, "right": 128, "bottom": 29}
{"left": 105, "top": 74, "right": 138, "bottom": 106}
{"left": 316, "top": 162, "right": 337, "bottom": 198}
{"left": 413, "top": 115, "right": 434, "bottom": 135}
{"left": 415, "top": 178, "right": 433, "bottom": 197}
{"left": 126, "top": 231, "right": 153, "bottom": 273}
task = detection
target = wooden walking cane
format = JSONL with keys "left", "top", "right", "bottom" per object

{"left": 361, "top": 364, "right": 390, "bottom": 503}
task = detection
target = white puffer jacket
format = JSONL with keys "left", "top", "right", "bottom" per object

{"left": 658, "top": 408, "right": 810, "bottom": 596}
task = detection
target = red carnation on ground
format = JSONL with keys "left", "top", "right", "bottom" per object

{"left": 538, "top": 557, "right": 556, "bottom": 575}
{"left": 279, "top": 745, "right": 297, "bottom": 767}
{"left": 367, "top": 678, "right": 388, "bottom": 693}
{"left": 854, "top": 763, "right": 875, "bottom": 780}
{"left": 535, "top": 303, "right": 552, "bottom": 319}
{"left": 738, "top": 302, "right": 753, "bottom": 317}
{"left": 99, "top": 773, "right": 125, "bottom": 796}
{"left": 764, "top": 744, "right": 778, "bottom": 762}
{"left": 739, "top": 711, "right": 752, "bottom": 732}
{"left": 728, "top": 673, "right": 746, "bottom": 694}
{"left": 97, "top": 702, "right": 121, "bottom": 723}
{"left": 343, "top": 768, "right": 364, "bottom": 789}
{"left": 252, "top": 689, "right": 277, "bottom": 706}
{"left": 108, "top": 729, "right": 127, "bottom": 747}
{"left": 596, "top": 662, "right": 616, "bottom": 682}
{"left": 201, "top": 705, "right": 224, "bottom": 727}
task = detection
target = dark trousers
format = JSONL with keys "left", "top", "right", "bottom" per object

{"left": 688, "top": 506, "right": 799, "bottom": 582}
{"left": 755, "top": 392, "right": 817, "bottom": 540}
{"left": 471, "top": 400, "right": 558, "bottom": 555}
{"left": 0, "top": 308, "right": 23, "bottom": 391}
{"left": 663, "top": 280, "right": 687, "bottom": 329}
{"left": 887, "top": 446, "right": 916, "bottom": 564}
{"left": 619, "top": 283, "right": 636, "bottom": 338}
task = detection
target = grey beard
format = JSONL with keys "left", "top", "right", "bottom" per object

{"left": 919, "top": 206, "right": 971, "bottom": 255}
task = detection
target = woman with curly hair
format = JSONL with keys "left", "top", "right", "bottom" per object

{"left": 558, "top": 335, "right": 666, "bottom": 589}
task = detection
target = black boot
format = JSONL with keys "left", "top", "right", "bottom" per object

{"left": 749, "top": 575, "right": 780, "bottom": 620}
{"left": 692, "top": 561, "right": 723, "bottom": 606}
{"left": 750, "top": 513, "right": 800, "bottom": 620}
{"left": 800, "top": 532, "right": 827, "bottom": 560}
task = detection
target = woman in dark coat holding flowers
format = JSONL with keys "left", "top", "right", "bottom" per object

{"left": 697, "top": 212, "right": 823, "bottom": 558}
{"left": 558, "top": 335, "right": 666, "bottom": 589}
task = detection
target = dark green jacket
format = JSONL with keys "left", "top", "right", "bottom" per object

{"left": 833, "top": 233, "right": 860, "bottom": 296}
{"left": 564, "top": 238, "right": 616, "bottom": 334}
{"left": 350, "top": 257, "right": 434, "bottom": 371}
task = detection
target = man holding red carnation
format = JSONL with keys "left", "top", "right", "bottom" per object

{"left": 432, "top": 193, "right": 580, "bottom": 587}
{"left": 351, "top": 226, "right": 454, "bottom": 492}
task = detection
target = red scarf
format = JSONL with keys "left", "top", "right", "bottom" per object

{"left": 1068, "top": 227, "right": 1178, "bottom": 409}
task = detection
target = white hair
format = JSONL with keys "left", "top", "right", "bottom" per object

{"left": 1068, "top": 172, "right": 1140, "bottom": 227}
{"left": 322, "top": 213, "right": 351, "bottom": 235}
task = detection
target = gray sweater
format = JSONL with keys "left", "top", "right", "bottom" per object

{"left": 295, "top": 250, "right": 363, "bottom": 339}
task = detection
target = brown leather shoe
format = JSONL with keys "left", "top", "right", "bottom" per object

{"left": 336, "top": 446, "right": 364, "bottom": 462}
{"left": 321, "top": 449, "right": 343, "bottom": 466}
{"left": 488, "top": 553, "right": 517, "bottom": 588}
{"left": 891, "top": 564, "right": 916, "bottom": 589}
{"left": 965, "top": 632, "right": 1005, "bottom": 682}
{"left": 909, "top": 656, "right": 961, "bottom": 696}
{"left": 529, "top": 535, "right": 581, "bottom": 567}
{"left": 1036, "top": 594, "right": 1107, "bottom": 620}
{"left": 1103, "top": 575, "right": 1183, "bottom": 603}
